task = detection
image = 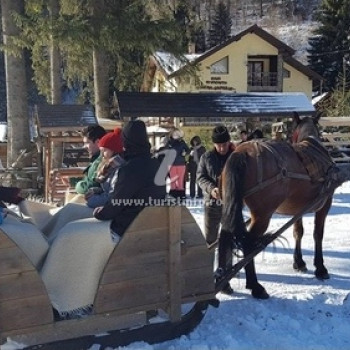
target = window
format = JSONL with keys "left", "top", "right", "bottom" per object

{"left": 210, "top": 56, "right": 229, "bottom": 74}
{"left": 248, "top": 61, "right": 264, "bottom": 86}
{"left": 283, "top": 68, "right": 291, "bottom": 78}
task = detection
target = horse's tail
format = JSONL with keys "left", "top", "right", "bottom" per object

{"left": 220, "top": 152, "right": 248, "bottom": 250}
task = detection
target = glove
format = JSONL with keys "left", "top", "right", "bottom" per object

{"left": 0, "top": 186, "right": 24, "bottom": 204}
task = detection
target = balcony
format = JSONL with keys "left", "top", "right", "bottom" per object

{"left": 248, "top": 72, "right": 279, "bottom": 92}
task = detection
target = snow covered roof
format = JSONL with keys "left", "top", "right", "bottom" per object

{"left": 153, "top": 51, "right": 202, "bottom": 76}
{"left": 116, "top": 92, "right": 315, "bottom": 119}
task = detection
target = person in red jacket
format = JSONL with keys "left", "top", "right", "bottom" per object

{"left": 165, "top": 128, "right": 190, "bottom": 200}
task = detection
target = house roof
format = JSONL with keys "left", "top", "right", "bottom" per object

{"left": 151, "top": 24, "right": 322, "bottom": 82}
{"left": 152, "top": 52, "right": 200, "bottom": 77}
{"left": 190, "top": 24, "right": 295, "bottom": 65}
{"left": 283, "top": 55, "right": 323, "bottom": 81}
{"left": 116, "top": 92, "right": 315, "bottom": 119}
{"left": 35, "top": 104, "right": 98, "bottom": 133}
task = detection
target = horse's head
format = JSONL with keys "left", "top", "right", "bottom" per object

{"left": 291, "top": 112, "right": 321, "bottom": 144}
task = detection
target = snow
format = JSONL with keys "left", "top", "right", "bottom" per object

{"left": 154, "top": 51, "right": 200, "bottom": 76}
{"left": 2, "top": 182, "right": 350, "bottom": 350}
{"left": 110, "top": 181, "right": 350, "bottom": 350}
{"left": 312, "top": 92, "right": 328, "bottom": 106}
{"left": 269, "top": 22, "right": 319, "bottom": 65}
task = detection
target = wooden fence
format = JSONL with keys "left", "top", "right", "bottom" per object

{"left": 320, "top": 117, "right": 350, "bottom": 163}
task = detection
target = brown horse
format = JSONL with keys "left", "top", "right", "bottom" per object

{"left": 218, "top": 113, "right": 338, "bottom": 299}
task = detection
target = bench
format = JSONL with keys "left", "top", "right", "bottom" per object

{"left": 48, "top": 167, "right": 85, "bottom": 204}
{"left": 63, "top": 148, "right": 89, "bottom": 167}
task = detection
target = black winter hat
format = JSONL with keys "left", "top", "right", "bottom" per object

{"left": 212, "top": 125, "right": 230, "bottom": 144}
{"left": 122, "top": 120, "right": 150, "bottom": 155}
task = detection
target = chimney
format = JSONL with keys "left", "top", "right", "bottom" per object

{"left": 188, "top": 42, "right": 196, "bottom": 54}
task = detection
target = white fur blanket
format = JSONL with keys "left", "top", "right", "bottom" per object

{"left": 1, "top": 213, "right": 49, "bottom": 269}
{"left": 18, "top": 200, "right": 94, "bottom": 243}
{"left": 18, "top": 200, "right": 60, "bottom": 231}
{"left": 40, "top": 203, "right": 94, "bottom": 243}
{"left": 40, "top": 218, "right": 117, "bottom": 317}
{"left": 10, "top": 200, "right": 117, "bottom": 317}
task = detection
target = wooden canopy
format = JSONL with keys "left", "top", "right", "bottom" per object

{"left": 116, "top": 92, "right": 316, "bottom": 119}
{"left": 35, "top": 104, "right": 98, "bottom": 133}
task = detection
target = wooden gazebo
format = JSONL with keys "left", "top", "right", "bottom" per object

{"left": 34, "top": 104, "right": 98, "bottom": 202}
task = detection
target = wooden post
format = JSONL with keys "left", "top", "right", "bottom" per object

{"left": 44, "top": 135, "right": 52, "bottom": 202}
{"left": 167, "top": 206, "right": 182, "bottom": 322}
{"left": 277, "top": 53, "right": 283, "bottom": 92}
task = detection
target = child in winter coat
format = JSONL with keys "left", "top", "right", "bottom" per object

{"left": 85, "top": 128, "right": 125, "bottom": 208}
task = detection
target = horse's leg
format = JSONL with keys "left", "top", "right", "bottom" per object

{"left": 244, "top": 216, "right": 271, "bottom": 299}
{"left": 313, "top": 197, "right": 332, "bottom": 280}
{"left": 293, "top": 218, "right": 307, "bottom": 272}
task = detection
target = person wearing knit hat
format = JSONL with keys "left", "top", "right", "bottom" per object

{"left": 122, "top": 120, "right": 151, "bottom": 157}
{"left": 98, "top": 127, "right": 123, "bottom": 155}
{"left": 196, "top": 124, "right": 235, "bottom": 296}
{"left": 85, "top": 128, "right": 125, "bottom": 208}
{"left": 94, "top": 119, "right": 166, "bottom": 238}
{"left": 211, "top": 125, "right": 231, "bottom": 144}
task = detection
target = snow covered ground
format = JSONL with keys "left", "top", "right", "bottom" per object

{"left": 111, "top": 181, "right": 350, "bottom": 350}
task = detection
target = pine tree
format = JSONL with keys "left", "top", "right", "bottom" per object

{"left": 208, "top": 1, "right": 232, "bottom": 49}
{"left": 308, "top": 0, "right": 350, "bottom": 91}
{"left": 10, "top": 0, "right": 184, "bottom": 117}
{"left": 193, "top": 26, "right": 206, "bottom": 53}
{"left": 173, "top": 0, "right": 191, "bottom": 51}
{"left": 1, "top": 0, "right": 31, "bottom": 169}
{"left": 324, "top": 65, "right": 350, "bottom": 117}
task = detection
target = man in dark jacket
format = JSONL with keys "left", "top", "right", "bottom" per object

{"left": 196, "top": 125, "right": 235, "bottom": 295}
{"left": 94, "top": 120, "right": 166, "bottom": 238}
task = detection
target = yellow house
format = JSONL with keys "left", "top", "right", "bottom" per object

{"left": 142, "top": 24, "right": 322, "bottom": 100}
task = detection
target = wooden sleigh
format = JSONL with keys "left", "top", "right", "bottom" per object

{"left": 0, "top": 205, "right": 216, "bottom": 349}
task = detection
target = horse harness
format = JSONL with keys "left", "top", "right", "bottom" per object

{"left": 244, "top": 138, "right": 336, "bottom": 199}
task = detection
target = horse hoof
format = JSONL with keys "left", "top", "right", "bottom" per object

{"left": 251, "top": 285, "right": 269, "bottom": 299}
{"left": 293, "top": 262, "right": 307, "bottom": 272}
{"left": 315, "top": 269, "right": 330, "bottom": 280}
